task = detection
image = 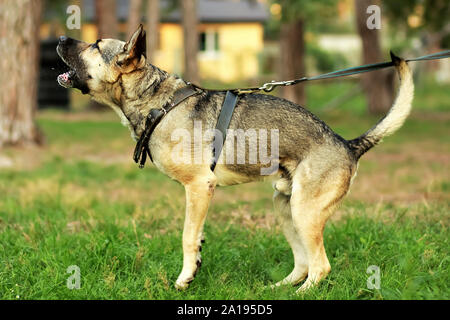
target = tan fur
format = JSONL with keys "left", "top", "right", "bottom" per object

{"left": 349, "top": 59, "right": 414, "bottom": 158}
{"left": 371, "top": 61, "right": 414, "bottom": 139}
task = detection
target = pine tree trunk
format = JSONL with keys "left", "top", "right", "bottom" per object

{"left": 146, "top": 0, "right": 160, "bottom": 62}
{"left": 92, "top": 0, "right": 119, "bottom": 110}
{"left": 0, "top": 0, "right": 44, "bottom": 147}
{"left": 96, "top": 0, "right": 118, "bottom": 39}
{"left": 279, "top": 19, "right": 306, "bottom": 106}
{"left": 127, "top": 0, "right": 143, "bottom": 39}
{"left": 355, "top": 0, "right": 394, "bottom": 114}
{"left": 181, "top": 0, "right": 200, "bottom": 84}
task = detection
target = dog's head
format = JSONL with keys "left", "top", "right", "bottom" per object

{"left": 56, "top": 25, "right": 147, "bottom": 95}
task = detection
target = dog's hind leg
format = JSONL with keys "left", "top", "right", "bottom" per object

{"left": 289, "top": 159, "right": 353, "bottom": 293}
{"left": 272, "top": 179, "right": 309, "bottom": 287}
{"left": 175, "top": 170, "right": 217, "bottom": 290}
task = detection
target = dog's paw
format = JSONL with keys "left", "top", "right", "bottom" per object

{"left": 264, "top": 283, "right": 279, "bottom": 290}
{"left": 265, "top": 279, "right": 294, "bottom": 290}
{"left": 175, "top": 278, "right": 193, "bottom": 290}
{"left": 295, "top": 278, "right": 316, "bottom": 294}
{"left": 175, "top": 253, "right": 203, "bottom": 290}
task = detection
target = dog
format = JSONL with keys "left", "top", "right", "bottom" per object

{"left": 56, "top": 25, "right": 414, "bottom": 292}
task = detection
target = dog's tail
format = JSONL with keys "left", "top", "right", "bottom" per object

{"left": 347, "top": 52, "right": 414, "bottom": 159}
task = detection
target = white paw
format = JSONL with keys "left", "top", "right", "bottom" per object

{"left": 295, "top": 279, "right": 315, "bottom": 294}
{"left": 175, "top": 277, "right": 192, "bottom": 290}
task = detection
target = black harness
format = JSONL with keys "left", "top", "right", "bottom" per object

{"left": 133, "top": 85, "right": 239, "bottom": 171}
{"left": 133, "top": 84, "right": 201, "bottom": 168}
{"left": 210, "top": 90, "right": 238, "bottom": 171}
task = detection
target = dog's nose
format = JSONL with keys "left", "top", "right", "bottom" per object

{"left": 59, "top": 36, "right": 69, "bottom": 44}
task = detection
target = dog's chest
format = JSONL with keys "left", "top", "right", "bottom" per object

{"left": 109, "top": 103, "right": 139, "bottom": 141}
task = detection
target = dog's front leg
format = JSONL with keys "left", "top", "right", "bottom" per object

{"left": 175, "top": 172, "right": 216, "bottom": 290}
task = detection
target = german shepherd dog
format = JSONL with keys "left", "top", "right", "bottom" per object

{"left": 57, "top": 25, "right": 414, "bottom": 292}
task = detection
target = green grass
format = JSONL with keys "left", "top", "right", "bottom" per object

{"left": 0, "top": 79, "right": 448, "bottom": 300}
{"left": 0, "top": 179, "right": 448, "bottom": 299}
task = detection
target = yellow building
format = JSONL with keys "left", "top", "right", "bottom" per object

{"left": 155, "top": 22, "right": 265, "bottom": 83}
{"left": 42, "top": 0, "right": 269, "bottom": 83}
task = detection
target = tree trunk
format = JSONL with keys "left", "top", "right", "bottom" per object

{"left": 424, "top": 31, "right": 443, "bottom": 72}
{"left": 279, "top": 19, "right": 306, "bottom": 106}
{"left": 181, "top": 0, "right": 200, "bottom": 84}
{"left": 127, "top": 0, "right": 143, "bottom": 39}
{"left": 146, "top": 0, "right": 160, "bottom": 62}
{"left": 355, "top": 0, "right": 394, "bottom": 114}
{"left": 0, "top": 0, "right": 44, "bottom": 147}
{"left": 92, "top": 0, "right": 119, "bottom": 110}
{"left": 95, "top": 0, "right": 118, "bottom": 39}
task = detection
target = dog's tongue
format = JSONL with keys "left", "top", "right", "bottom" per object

{"left": 60, "top": 72, "right": 70, "bottom": 82}
{"left": 57, "top": 71, "right": 73, "bottom": 88}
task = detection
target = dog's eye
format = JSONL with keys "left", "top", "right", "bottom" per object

{"left": 87, "top": 75, "right": 92, "bottom": 79}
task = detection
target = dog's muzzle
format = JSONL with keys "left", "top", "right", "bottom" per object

{"left": 56, "top": 36, "right": 76, "bottom": 89}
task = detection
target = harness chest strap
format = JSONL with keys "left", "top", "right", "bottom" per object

{"left": 133, "top": 84, "right": 200, "bottom": 168}
{"left": 210, "top": 90, "right": 238, "bottom": 171}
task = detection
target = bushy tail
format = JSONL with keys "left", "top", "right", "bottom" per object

{"left": 348, "top": 52, "right": 414, "bottom": 159}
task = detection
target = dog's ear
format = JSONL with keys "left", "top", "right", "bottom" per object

{"left": 117, "top": 24, "right": 146, "bottom": 66}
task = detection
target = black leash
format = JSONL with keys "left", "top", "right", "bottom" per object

{"left": 134, "top": 50, "right": 450, "bottom": 170}
{"left": 237, "top": 50, "right": 450, "bottom": 94}
{"left": 209, "top": 50, "right": 450, "bottom": 171}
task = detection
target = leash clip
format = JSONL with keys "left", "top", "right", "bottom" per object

{"left": 259, "top": 80, "right": 296, "bottom": 92}
{"left": 259, "top": 81, "right": 277, "bottom": 92}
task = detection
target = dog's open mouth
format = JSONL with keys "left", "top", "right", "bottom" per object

{"left": 56, "top": 45, "right": 76, "bottom": 89}
{"left": 57, "top": 69, "right": 75, "bottom": 88}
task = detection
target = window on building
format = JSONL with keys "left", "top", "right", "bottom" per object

{"left": 199, "top": 30, "right": 219, "bottom": 53}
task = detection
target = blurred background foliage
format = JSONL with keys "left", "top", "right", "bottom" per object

{"left": 1, "top": 0, "right": 449, "bottom": 145}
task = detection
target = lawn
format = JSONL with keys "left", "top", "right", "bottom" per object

{"left": 0, "top": 80, "right": 448, "bottom": 300}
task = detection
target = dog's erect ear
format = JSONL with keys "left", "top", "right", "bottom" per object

{"left": 117, "top": 24, "right": 146, "bottom": 66}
